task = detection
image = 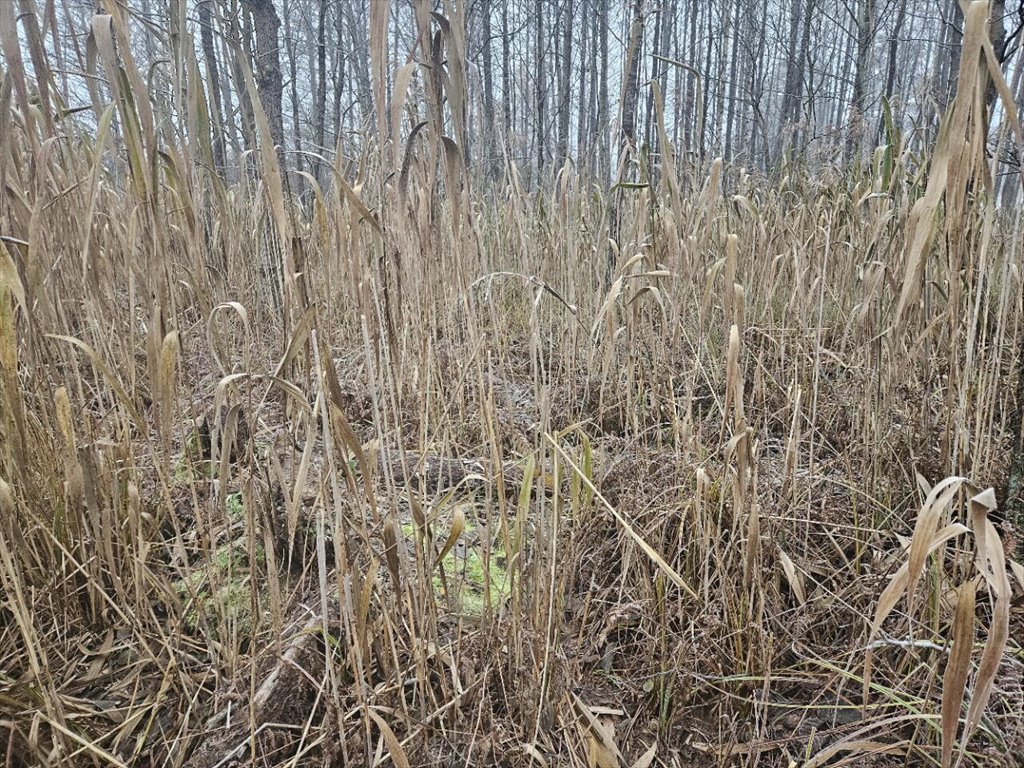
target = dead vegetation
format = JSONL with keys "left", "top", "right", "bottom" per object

{"left": 2, "top": 2, "right": 1024, "bottom": 767}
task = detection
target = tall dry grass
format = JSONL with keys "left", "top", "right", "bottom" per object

{"left": 1, "top": 1, "right": 1024, "bottom": 766}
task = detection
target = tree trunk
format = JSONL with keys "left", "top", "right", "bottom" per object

{"left": 534, "top": 0, "right": 546, "bottom": 177}
{"left": 832, "top": 16, "right": 855, "bottom": 135}
{"left": 724, "top": 0, "right": 741, "bottom": 161}
{"left": 576, "top": 0, "right": 590, "bottom": 166}
{"left": 643, "top": 5, "right": 661, "bottom": 153}
{"left": 344, "top": 0, "right": 373, "bottom": 124}
{"left": 481, "top": 0, "right": 495, "bottom": 177}
{"left": 137, "top": 0, "right": 158, "bottom": 79}
{"left": 700, "top": 4, "right": 714, "bottom": 154}
{"left": 198, "top": 0, "right": 227, "bottom": 171}
{"left": 332, "top": 0, "right": 346, "bottom": 145}
{"left": 779, "top": 0, "right": 804, "bottom": 149}
{"left": 984, "top": 0, "right": 1007, "bottom": 118}
{"left": 790, "top": 0, "right": 815, "bottom": 152}
{"left": 847, "top": 0, "right": 876, "bottom": 162}
{"left": 501, "top": 0, "right": 511, "bottom": 137}
{"left": 713, "top": 4, "right": 729, "bottom": 153}
{"left": 935, "top": 0, "right": 964, "bottom": 115}
{"left": 556, "top": 0, "right": 573, "bottom": 170}
{"left": 314, "top": 0, "right": 327, "bottom": 173}
{"left": 282, "top": 0, "right": 303, "bottom": 184}
{"left": 621, "top": 0, "right": 644, "bottom": 148}
{"left": 598, "top": 0, "right": 610, "bottom": 181}
{"left": 747, "top": 0, "right": 768, "bottom": 167}
{"left": 685, "top": 0, "right": 698, "bottom": 155}
{"left": 244, "top": 0, "right": 285, "bottom": 153}
{"left": 877, "top": 0, "right": 908, "bottom": 142}
{"left": 226, "top": 0, "right": 257, "bottom": 153}
{"left": 660, "top": 3, "right": 673, "bottom": 147}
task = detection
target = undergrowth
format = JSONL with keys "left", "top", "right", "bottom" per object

{"left": 2, "top": 2, "right": 1024, "bottom": 767}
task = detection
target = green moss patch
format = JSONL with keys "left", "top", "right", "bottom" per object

{"left": 400, "top": 504, "right": 511, "bottom": 617}
{"left": 173, "top": 533, "right": 264, "bottom": 634}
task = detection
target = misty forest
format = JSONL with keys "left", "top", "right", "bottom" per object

{"left": 2, "top": 0, "right": 1024, "bottom": 766}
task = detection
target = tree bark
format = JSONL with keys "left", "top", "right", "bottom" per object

{"left": 576, "top": 0, "right": 590, "bottom": 166}
{"left": 643, "top": 5, "right": 661, "bottom": 152}
{"left": 244, "top": 0, "right": 285, "bottom": 153}
{"left": 779, "top": 0, "right": 804, "bottom": 147}
{"left": 985, "top": 0, "right": 1007, "bottom": 117}
{"left": 877, "top": 0, "right": 908, "bottom": 142}
{"left": 314, "top": 0, "right": 327, "bottom": 180}
{"left": 621, "top": 0, "right": 644, "bottom": 148}
{"left": 847, "top": 0, "right": 876, "bottom": 162}
{"left": 198, "top": 0, "right": 227, "bottom": 171}
{"left": 332, "top": 0, "right": 346, "bottom": 145}
{"left": 226, "top": 0, "right": 257, "bottom": 153}
{"left": 556, "top": 0, "right": 573, "bottom": 170}
{"left": 724, "top": 0, "right": 742, "bottom": 161}
{"left": 501, "top": 0, "right": 511, "bottom": 139}
{"left": 534, "top": 0, "right": 546, "bottom": 176}
{"left": 700, "top": 4, "right": 714, "bottom": 153}
{"left": 282, "top": 0, "right": 303, "bottom": 183}
{"left": 686, "top": 0, "right": 698, "bottom": 155}
{"left": 790, "top": 0, "right": 815, "bottom": 152}
{"left": 344, "top": 0, "right": 373, "bottom": 124}
{"left": 481, "top": 0, "right": 496, "bottom": 176}
{"left": 713, "top": 3, "right": 730, "bottom": 153}
{"left": 935, "top": 0, "right": 964, "bottom": 115}
{"left": 598, "top": 0, "right": 610, "bottom": 180}
{"left": 747, "top": 0, "right": 768, "bottom": 167}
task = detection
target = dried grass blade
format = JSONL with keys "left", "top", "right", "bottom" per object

{"left": 366, "top": 708, "right": 412, "bottom": 768}
{"left": 778, "top": 547, "right": 806, "bottom": 605}
{"left": 941, "top": 578, "right": 976, "bottom": 768}
{"left": 905, "top": 477, "right": 965, "bottom": 614}
{"left": 391, "top": 62, "right": 417, "bottom": 169}
{"left": 433, "top": 504, "right": 466, "bottom": 569}
{"left": 959, "top": 489, "right": 1011, "bottom": 764}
